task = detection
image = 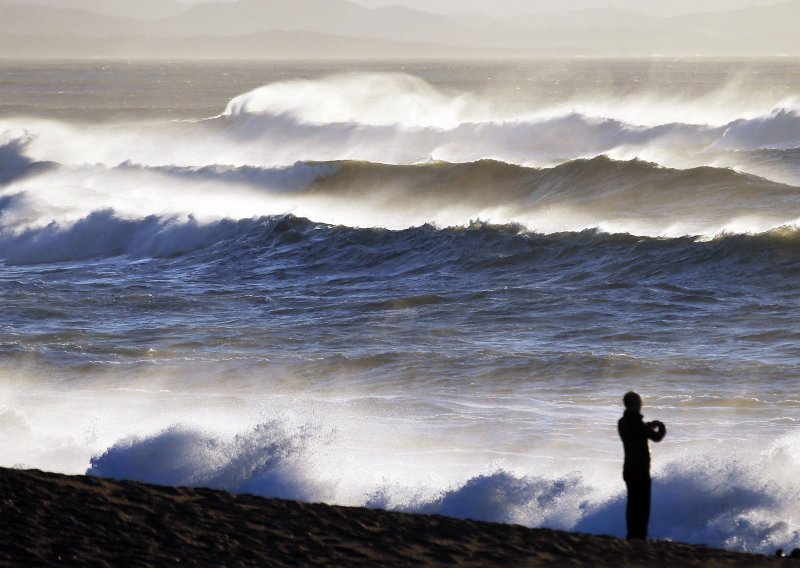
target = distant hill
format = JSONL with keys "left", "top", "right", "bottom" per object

{"left": 150, "top": 0, "right": 486, "bottom": 46}
{"left": 1, "top": 0, "right": 799, "bottom": 58}
{"left": 0, "top": 29, "right": 493, "bottom": 60}
{"left": 1, "top": 0, "right": 186, "bottom": 20}
{"left": 0, "top": 4, "right": 140, "bottom": 37}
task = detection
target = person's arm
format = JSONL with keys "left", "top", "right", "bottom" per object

{"left": 646, "top": 420, "right": 666, "bottom": 442}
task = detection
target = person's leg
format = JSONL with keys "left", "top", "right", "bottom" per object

{"left": 641, "top": 475, "right": 652, "bottom": 538}
{"left": 625, "top": 475, "right": 650, "bottom": 540}
{"left": 625, "top": 477, "right": 639, "bottom": 539}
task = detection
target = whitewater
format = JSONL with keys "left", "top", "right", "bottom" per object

{"left": 1, "top": 59, "right": 799, "bottom": 553}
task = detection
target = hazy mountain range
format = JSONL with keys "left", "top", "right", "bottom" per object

{"left": 1, "top": 0, "right": 798, "bottom": 58}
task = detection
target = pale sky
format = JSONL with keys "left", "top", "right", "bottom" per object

{"left": 173, "top": 0, "right": 788, "bottom": 14}
{"left": 6, "top": 0, "right": 798, "bottom": 58}
{"left": 348, "top": 0, "right": 787, "bottom": 16}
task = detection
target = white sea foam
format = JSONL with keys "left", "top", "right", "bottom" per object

{"left": 80, "top": 419, "right": 800, "bottom": 553}
{"left": 1, "top": 365, "right": 797, "bottom": 554}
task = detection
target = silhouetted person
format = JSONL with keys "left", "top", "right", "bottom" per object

{"left": 618, "top": 391, "right": 666, "bottom": 540}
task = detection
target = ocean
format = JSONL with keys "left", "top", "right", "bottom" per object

{"left": 1, "top": 58, "right": 799, "bottom": 553}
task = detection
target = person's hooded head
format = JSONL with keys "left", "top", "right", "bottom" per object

{"left": 623, "top": 391, "right": 642, "bottom": 414}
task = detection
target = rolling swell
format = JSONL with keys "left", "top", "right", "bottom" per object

{"left": 1, "top": 149, "right": 800, "bottom": 268}
{"left": 3, "top": 209, "right": 800, "bottom": 292}
{"left": 300, "top": 155, "right": 797, "bottom": 212}
{"left": 180, "top": 155, "right": 798, "bottom": 239}
{"left": 3, "top": 151, "right": 799, "bottom": 244}
{"left": 142, "top": 156, "right": 800, "bottom": 223}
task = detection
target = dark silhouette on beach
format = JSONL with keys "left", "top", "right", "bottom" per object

{"left": 618, "top": 391, "right": 666, "bottom": 540}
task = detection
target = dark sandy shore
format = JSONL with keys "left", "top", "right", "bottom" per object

{"left": 0, "top": 467, "right": 783, "bottom": 566}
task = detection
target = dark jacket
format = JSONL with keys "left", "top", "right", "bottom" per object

{"left": 618, "top": 410, "right": 666, "bottom": 477}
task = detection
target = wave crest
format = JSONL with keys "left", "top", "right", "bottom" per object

{"left": 87, "top": 422, "right": 326, "bottom": 501}
{"left": 715, "top": 103, "right": 800, "bottom": 151}
{"left": 223, "top": 72, "right": 486, "bottom": 129}
{"left": 0, "top": 211, "right": 275, "bottom": 265}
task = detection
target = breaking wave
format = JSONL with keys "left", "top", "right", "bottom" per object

{"left": 221, "top": 72, "right": 800, "bottom": 162}
{"left": 88, "top": 423, "right": 328, "bottom": 502}
{"left": 86, "top": 423, "right": 800, "bottom": 554}
{"left": 223, "top": 72, "right": 490, "bottom": 130}
{"left": 0, "top": 211, "right": 269, "bottom": 264}
{"left": 2, "top": 144, "right": 800, "bottom": 261}
{"left": 4, "top": 73, "right": 800, "bottom": 171}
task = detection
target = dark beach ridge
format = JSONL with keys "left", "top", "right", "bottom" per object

{"left": 0, "top": 467, "right": 781, "bottom": 566}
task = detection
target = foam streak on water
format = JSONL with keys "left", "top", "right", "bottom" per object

{"left": 1, "top": 59, "right": 800, "bottom": 553}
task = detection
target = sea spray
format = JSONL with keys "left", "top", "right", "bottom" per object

{"left": 88, "top": 423, "right": 330, "bottom": 502}
{"left": 82, "top": 419, "right": 800, "bottom": 553}
{"left": 3, "top": 74, "right": 800, "bottom": 171}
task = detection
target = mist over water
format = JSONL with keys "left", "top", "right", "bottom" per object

{"left": 1, "top": 59, "right": 800, "bottom": 553}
